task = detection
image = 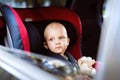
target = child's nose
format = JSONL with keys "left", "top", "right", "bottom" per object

{"left": 55, "top": 39, "right": 61, "bottom": 44}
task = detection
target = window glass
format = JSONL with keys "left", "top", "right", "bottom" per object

{"left": 0, "top": 0, "right": 67, "bottom": 8}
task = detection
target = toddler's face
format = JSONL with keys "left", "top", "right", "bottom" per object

{"left": 44, "top": 22, "right": 70, "bottom": 55}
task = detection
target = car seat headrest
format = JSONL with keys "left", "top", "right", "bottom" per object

{"left": 36, "top": 20, "right": 78, "bottom": 49}
{"left": 24, "top": 20, "right": 78, "bottom": 54}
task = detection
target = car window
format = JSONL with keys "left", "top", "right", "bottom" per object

{"left": 0, "top": 0, "right": 67, "bottom": 8}
{"left": 0, "top": 45, "right": 78, "bottom": 80}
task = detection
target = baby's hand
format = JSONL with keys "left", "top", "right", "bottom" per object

{"left": 78, "top": 56, "right": 95, "bottom": 67}
{"left": 78, "top": 56, "right": 96, "bottom": 77}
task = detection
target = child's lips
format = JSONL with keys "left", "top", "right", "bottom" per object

{"left": 55, "top": 46, "right": 62, "bottom": 49}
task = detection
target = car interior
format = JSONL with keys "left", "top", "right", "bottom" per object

{"left": 0, "top": 0, "right": 105, "bottom": 79}
{"left": 2, "top": 0, "right": 120, "bottom": 80}
{"left": 0, "top": 3, "right": 82, "bottom": 60}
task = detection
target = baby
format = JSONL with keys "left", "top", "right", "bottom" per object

{"left": 42, "top": 21, "right": 96, "bottom": 77}
{"left": 43, "top": 22, "right": 70, "bottom": 59}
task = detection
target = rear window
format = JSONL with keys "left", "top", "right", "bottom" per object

{"left": 0, "top": 0, "right": 67, "bottom": 8}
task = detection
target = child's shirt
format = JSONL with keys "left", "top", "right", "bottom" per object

{"left": 42, "top": 49, "right": 79, "bottom": 71}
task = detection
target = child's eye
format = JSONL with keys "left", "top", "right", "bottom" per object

{"left": 49, "top": 38, "right": 54, "bottom": 41}
{"left": 59, "top": 37, "right": 65, "bottom": 39}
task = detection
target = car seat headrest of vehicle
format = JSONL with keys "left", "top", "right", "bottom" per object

{"left": 37, "top": 20, "right": 78, "bottom": 49}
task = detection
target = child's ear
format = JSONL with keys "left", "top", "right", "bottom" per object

{"left": 67, "top": 38, "right": 70, "bottom": 45}
{"left": 44, "top": 42, "right": 48, "bottom": 49}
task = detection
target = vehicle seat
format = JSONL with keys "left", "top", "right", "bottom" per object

{"left": 0, "top": 4, "right": 82, "bottom": 60}
{"left": 15, "top": 7, "right": 82, "bottom": 60}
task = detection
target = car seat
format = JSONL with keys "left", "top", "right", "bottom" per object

{"left": 0, "top": 4, "right": 82, "bottom": 60}
{"left": 0, "top": 4, "right": 30, "bottom": 52}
